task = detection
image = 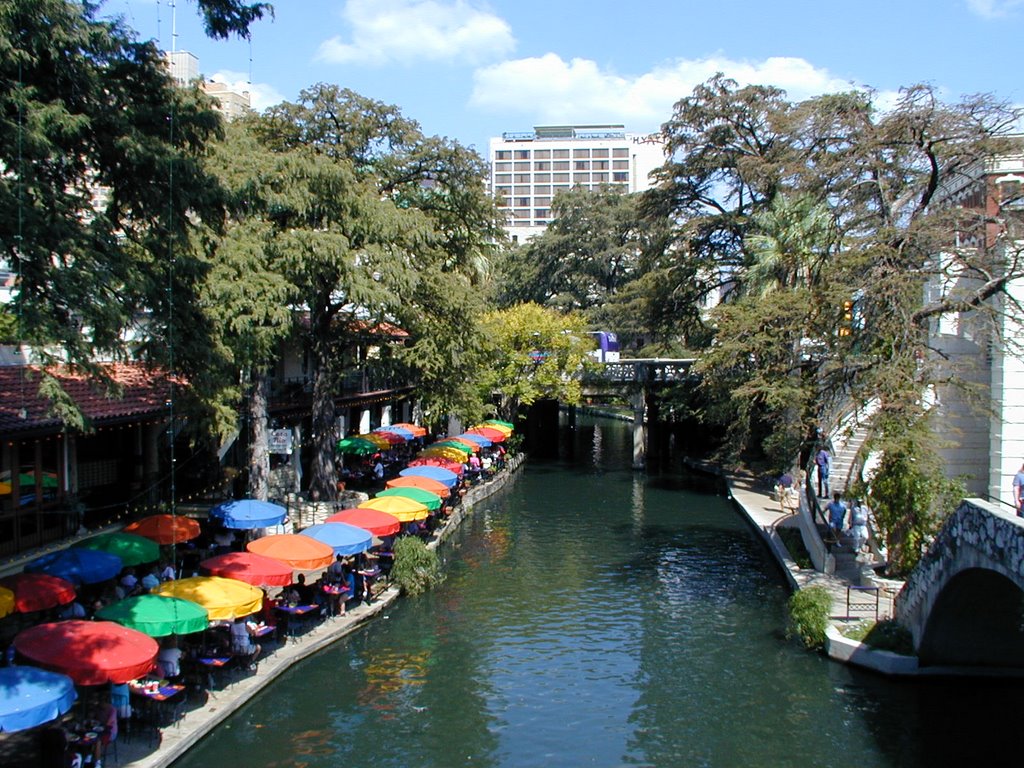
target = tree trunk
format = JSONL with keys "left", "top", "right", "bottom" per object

{"left": 310, "top": 362, "right": 338, "bottom": 501}
{"left": 247, "top": 368, "right": 270, "bottom": 501}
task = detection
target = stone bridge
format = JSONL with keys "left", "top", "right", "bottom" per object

{"left": 896, "top": 498, "right": 1024, "bottom": 669}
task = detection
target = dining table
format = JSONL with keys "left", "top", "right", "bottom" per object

{"left": 129, "top": 679, "right": 187, "bottom": 726}
{"left": 274, "top": 603, "right": 321, "bottom": 640}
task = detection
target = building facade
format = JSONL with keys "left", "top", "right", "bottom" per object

{"left": 164, "top": 50, "right": 251, "bottom": 121}
{"left": 488, "top": 125, "right": 665, "bottom": 243}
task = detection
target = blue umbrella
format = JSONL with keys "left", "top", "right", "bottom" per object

{"left": 399, "top": 466, "right": 459, "bottom": 488}
{"left": 298, "top": 522, "right": 373, "bottom": 556}
{"left": 26, "top": 548, "right": 123, "bottom": 585}
{"left": 210, "top": 499, "right": 287, "bottom": 530}
{"left": 0, "top": 666, "right": 77, "bottom": 732}
{"left": 458, "top": 432, "right": 492, "bottom": 447}
{"left": 376, "top": 425, "right": 414, "bottom": 440}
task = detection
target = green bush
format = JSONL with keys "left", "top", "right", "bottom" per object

{"left": 391, "top": 536, "right": 443, "bottom": 596}
{"left": 777, "top": 526, "right": 812, "bottom": 569}
{"left": 787, "top": 585, "right": 832, "bottom": 649}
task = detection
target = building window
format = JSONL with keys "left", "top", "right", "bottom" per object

{"left": 494, "top": 162, "right": 512, "bottom": 171}
{"left": 513, "top": 220, "right": 530, "bottom": 227}
{"left": 574, "top": 160, "right": 590, "bottom": 171}
{"left": 513, "top": 208, "right": 530, "bottom": 219}
{"left": 553, "top": 161, "right": 570, "bottom": 171}
{"left": 553, "top": 184, "right": 570, "bottom": 193}
{"left": 534, "top": 173, "right": 551, "bottom": 183}
{"left": 534, "top": 161, "right": 551, "bottom": 171}
{"left": 495, "top": 150, "right": 511, "bottom": 160}
{"left": 592, "top": 148, "right": 609, "bottom": 158}
{"left": 534, "top": 208, "right": 550, "bottom": 219}
{"left": 553, "top": 149, "right": 570, "bottom": 158}
{"left": 573, "top": 148, "right": 590, "bottom": 158}
{"left": 592, "top": 172, "right": 609, "bottom": 182}
{"left": 612, "top": 172, "right": 628, "bottom": 182}
{"left": 494, "top": 185, "right": 511, "bottom": 198}
{"left": 515, "top": 197, "right": 530, "bottom": 207}
{"left": 534, "top": 185, "right": 551, "bottom": 195}
{"left": 534, "top": 149, "right": 551, "bottom": 159}
{"left": 612, "top": 148, "right": 629, "bottom": 158}
{"left": 553, "top": 173, "right": 570, "bottom": 183}
{"left": 513, "top": 185, "right": 531, "bottom": 195}
{"left": 514, "top": 173, "right": 530, "bottom": 183}
{"left": 514, "top": 149, "right": 530, "bottom": 159}
{"left": 612, "top": 159, "right": 629, "bottom": 170}
{"left": 534, "top": 196, "right": 551, "bottom": 206}
{"left": 592, "top": 160, "right": 609, "bottom": 170}
{"left": 495, "top": 173, "right": 512, "bottom": 183}
{"left": 514, "top": 161, "right": 531, "bottom": 171}
{"left": 573, "top": 172, "right": 589, "bottom": 183}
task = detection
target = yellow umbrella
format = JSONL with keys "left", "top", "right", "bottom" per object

{"left": 0, "top": 481, "right": 11, "bottom": 495}
{"left": 0, "top": 586, "right": 14, "bottom": 619}
{"left": 358, "top": 496, "right": 429, "bottom": 523}
{"left": 419, "top": 447, "right": 469, "bottom": 462}
{"left": 152, "top": 576, "right": 262, "bottom": 622}
{"left": 357, "top": 433, "right": 392, "bottom": 449}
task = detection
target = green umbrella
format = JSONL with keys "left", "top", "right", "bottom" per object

{"left": 95, "top": 594, "right": 208, "bottom": 637}
{"left": 431, "top": 440, "right": 472, "bottom": 455}
{"left": 75, "top": 532, "right": 160, "bottom": 567}
{"left": 484, "top": 419, "right": 514, "bottom": 429}
{"left": 376, "top": 486, "right": 443, "bottom": 512}
{"left": 337, "top": 436, "right": 380, "bottom": 456}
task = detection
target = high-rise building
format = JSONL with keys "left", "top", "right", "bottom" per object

{"left": 163, "top": 50, "right": 251, "bottom": 121}
{"left": 488, "top": 125, "right": 666, "bottom": 242}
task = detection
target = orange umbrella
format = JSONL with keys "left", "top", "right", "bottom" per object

{"left": 386, "top": 475, "right": 450, "bottom": 495}
{"left": 325, "top": 508, "right": 402, "bottom": 537}
{"left": 124, "top": 514, "right": 201, "bottom": 545}
{"left": 247, "top": 534, "right": 335, "bottom": 571}
{"left": 357, "top": 496, "right": 429, "bottom": 523}
{"left": 391, "top": 422, "right": 427, "bottom": 437}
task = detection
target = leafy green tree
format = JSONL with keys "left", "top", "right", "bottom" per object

{"left": 477, "top": 303, "right": 593, "bottom": 421}
{"left": 0, "top": 0, "right": 225, "bottom": 423}
{"left": 193, "top": 0, "right": 272, "bottom": 40}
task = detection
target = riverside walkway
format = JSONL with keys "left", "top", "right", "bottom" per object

{"left": 0, "top": 455, "right": 525, "bottom": 768}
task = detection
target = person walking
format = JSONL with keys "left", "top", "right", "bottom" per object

{"left": 826, "top": 492, "right": 847, "bottom": 547}
{"left": 1013, "top": 461, "right": 1024, "bottom": 517}
{"left": 815, "top": 445, "right": 832, "bottom": 498}
{"left": 850, "top": 499, "right": 871, "bottom": 553}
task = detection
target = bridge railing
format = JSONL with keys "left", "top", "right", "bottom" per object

{"left": 584, "top": 358, "right": 697, "bottom": 384}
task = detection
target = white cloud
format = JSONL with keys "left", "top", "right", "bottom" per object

{"left": 966, "top": 0, "right": 1024, "bottom": 18}
{"left": 470, "top": 53, "right": 875, "bottom": 131}
{"left": 316, "top": 0, "right": 515, "bottom": 67}
{"left": 209, "top": 70, "right": 284, "bottom": 111}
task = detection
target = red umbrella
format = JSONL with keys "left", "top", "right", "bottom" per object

{"left": 466, "top": 426, "right": 507, "bottom": 442}
{"left": 408, "top": 457, "right": 464, "bottom": 474}
{"left": 325, "top": 508, "right": 402, "bottom": 538}
{"left": 200, "top": 551, "right": 294, "bottom": 587}
{"left": 14, "top": 620, "right": 158, "bottom": 685}
{"left": 0, "top": 573, "right": 76, "bottom": 613}
{"left": 124, "top": 514, "right": 201, "bottom": 545}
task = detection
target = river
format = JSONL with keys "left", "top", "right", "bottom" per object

{"left": 173, "top": 416, "right": 1024, "bottom": 767}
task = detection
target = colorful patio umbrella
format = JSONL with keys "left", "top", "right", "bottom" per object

{"left": 325, "top": 508, "right": 402, "bottom": 538}
{"left": 419, "top": 446, "right": 470, "bottom": 463}
{"left": 375, "top": 425, "right": 414, "bottom": 440}
{"left": 152, "top": 576, "right": 263, "bottom": 621}
{"left": 356, "top": 433, "right": 392, "bottom": 449}
{"left": 200, "top": 551, "right": 294, "bottom": 587}
{"left": 457, "top": 432, "right": 492, "bottom": 447}
{"left": 443, "top": 436, "right": 480, "bottom": 452}
{"left": 467, "top": 426, "right": 508, "bottom": 442}
{"left": 483, "top": 419, "right": 514, "bottom": 430}
{"left": 391, "top": 422, "right": 427, "bottom": 437}
{"left": 14, "top": 620, "right": 158, "bottom": 686}
{"left": 430, "top": 440, "right": 473, "bottom": 454}
{"left": 376, "top": 487, "right": 443, "bottom": 512}
{"left": 247, "top": 534, "right": 335, "bottom": 571}
{"left": 0, "top": 573, "right": 75, "bottom": 613}
{"left": 210, "top": 498, "right": 287, "bottom": 529}
{"left": 0, "top": 586, "right": 13, "bottom": 619}
{"left": 337, "top": 436, "right": 380, "bottom": 456}
{"left": 96, "top": 594, "right": 208, "bottom": 637}
{"left": 386, "top": 475, "right": 451, "bottom": 496}
{"left": 124, "top": 514, "right": 202, "bottom": 545}
{"left": 75, "top": 532, "right": 160, "bottom": 567}
{"left": 367, "top": 430, "right": 404, "bottom": 445}
{"left": 298, "top": 522, "right": 373, "bottom": 556}
{"left": 357, "top": 496, "right": 429, "bottom": 523}
{"left": 25, "top": 548, "right": 123, "bottom": 585}
{"left": 0, "top": 666, "right": 77, "bottom": 733}
{"left": 399, "top": 465, "right": 460, "bottom": 488}
{"left": 408, "top": 456, "right": 465, "bottom": 474}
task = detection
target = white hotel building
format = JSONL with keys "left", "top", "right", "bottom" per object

{"left": 488, "top": 125, "right": 666, "bottom": 243}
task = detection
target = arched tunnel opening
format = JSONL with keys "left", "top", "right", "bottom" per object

{"left": 919, "top": 567, "right": 1024, "bottom": 668}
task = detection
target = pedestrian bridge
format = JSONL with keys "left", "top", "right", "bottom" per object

{"left": 896, "top": 498, "right": 1024, "bottom": 669}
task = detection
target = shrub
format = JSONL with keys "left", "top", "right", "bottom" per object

{"left": 787, "top": 585, "right": 832, "bottom": 649}
{"left": 777, "top": 526, "right": 812, "bottom": 569}
{"left": 391, "top": 536, "right": 443, "bottom": 596}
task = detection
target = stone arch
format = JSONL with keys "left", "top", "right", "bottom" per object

{"left": 918, "top": 567, "right": 1024, "bottom": 667}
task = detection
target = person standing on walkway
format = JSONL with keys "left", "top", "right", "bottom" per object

{"left": 815, "top": 445, "right": 832, "bottom": 498}
{"left": 850, "top": 499, "right": 871, "bottom": 553}
{"left": 826, "top": 492, "right": 847, "bottom": 546}
{"left": 1013, "top": 462, "right": 1024, "bottom": 517}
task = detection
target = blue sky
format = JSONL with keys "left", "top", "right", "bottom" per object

{"left": 112, "top": 0, "right": 1024, "bottom": 154}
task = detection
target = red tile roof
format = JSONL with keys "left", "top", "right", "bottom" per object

{"left": 0, "top": 363, "right": 173, "bottom": 436}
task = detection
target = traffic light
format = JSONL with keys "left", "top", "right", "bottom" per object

{"left": 839, "top": 300, "right": 853, "bottom": 337}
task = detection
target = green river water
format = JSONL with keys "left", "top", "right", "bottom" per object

{"left": 173, "top": 416, "right": 1024, "bottom": 767}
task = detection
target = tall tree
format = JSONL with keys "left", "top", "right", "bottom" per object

{"left": 0, "top": 0, "right": 225, "bottom": 421}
